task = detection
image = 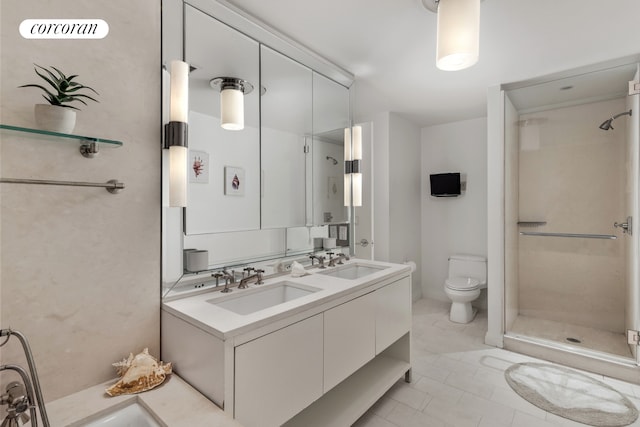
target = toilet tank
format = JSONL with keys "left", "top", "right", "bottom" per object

{"left": 448, "top": 254, "right": 487, "bottom": 284}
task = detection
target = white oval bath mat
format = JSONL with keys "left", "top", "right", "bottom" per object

{"left": 505, "top": 363, "right": 638, "bottom": 427}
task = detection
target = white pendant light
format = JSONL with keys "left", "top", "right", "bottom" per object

{"left": 165, "top": 60, "right": 189, "bottom": 207}
{"left": 423, "top": 0, "right": 481, "bottom": 71}
{"left": 210, "top": 77, "right": 254, "bottom": 131}
{"left": 220, "top": 87, "right": 244, "bottom": 130}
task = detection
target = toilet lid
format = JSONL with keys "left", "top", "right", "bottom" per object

{"left": 446, "top": 277, "right": 480, "bottom": 291}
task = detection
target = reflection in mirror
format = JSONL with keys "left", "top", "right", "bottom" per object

{"left": 312, "top": 72, "right": 350, "bottom": 225}
{"left": 261, "top": 46, "right": 312, "bottom": 229}
{"left": 183, "top": 5, "right": 260, "bottom": 234}
{"left": 162, "top": 2, "right": 354, "bottom": 296}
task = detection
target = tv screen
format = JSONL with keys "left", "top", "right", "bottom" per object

{"left": 430, "top": 173, "right": 461, "bottom": 197}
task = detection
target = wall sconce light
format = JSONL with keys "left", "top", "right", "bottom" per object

{"left": 344, "top": 125, "right": 362, "bottom": 207}
{"left": 210, "top": 77, "right": 254, "bottom": 131}
{"left": 422, "top": 0, "right": 481, "bottom": 71}
{"left": 165, "top": 60, "right": 189, "bottom": 207}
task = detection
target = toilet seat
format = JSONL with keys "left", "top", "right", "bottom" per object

{"left": 445, "top": 277, "right": 479, "bottom": 291}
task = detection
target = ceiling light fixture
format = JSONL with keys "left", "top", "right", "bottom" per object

{"left": 422, "top": 0, "right": 482, "bottom": 71}
{"left": 210, "top": 77, "right": 254, "bottom": 131}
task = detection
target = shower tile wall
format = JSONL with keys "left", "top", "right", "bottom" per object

{"left": 518, "top": 98, "right": 627, "bottom": 333}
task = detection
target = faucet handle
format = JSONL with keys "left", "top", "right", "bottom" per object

{"left": 308, "top": 254, "right": 318, "bottom": 266}
{"left": 255, "top": 269, "right": 265, "bottom": 284}
{"left": 243, "top": 267, "right": 255, "bottom": 277}
{"left": 326, "top": 252, "right": 336, "bottom": 267}
{"left": 211, "top": 272, "right": 224, "bottom": 286}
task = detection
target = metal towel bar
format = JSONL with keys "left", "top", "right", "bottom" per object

{"left": 0, "top": 178, "right": 124, "bottom": 194}
{"left": 519, "top": 231, "right": 616, "bottom": 240}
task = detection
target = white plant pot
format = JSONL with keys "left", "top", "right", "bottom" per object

{"left": 34, "top": 104, "right": 76, "bottom": 134}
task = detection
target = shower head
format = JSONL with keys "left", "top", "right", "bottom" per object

{"left": 599, "top": 109, "right": 632, "bottom": 131}
{"left": 599, "top": 118, "right": 614, "bottom": 130}
{"left": 326, "top": 156, "right": 338, "bottom": 165}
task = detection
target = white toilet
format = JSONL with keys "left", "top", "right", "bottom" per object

{"left": 444, "top": 254, "right": 487, "bottom": 324}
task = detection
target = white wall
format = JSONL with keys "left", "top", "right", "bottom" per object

{"left": 1, "top": 0, "right": 160, "bottom": 401}
{"left": 373, "top": 112, "right": 422, "bottom": 300}
{"left": 373, "top": 113, "right": 390, "bottom": 262}
{"left": 421, "top": 118, "right": 488, "bottom": 304}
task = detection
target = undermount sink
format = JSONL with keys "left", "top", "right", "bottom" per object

{"left": 207, "top": 282, "right": 320, "bottom": 315}
{"left": 317, "top": 263, "right": 388, "bottom": 280}
{"left": 81, "top": 402, "right": 161, "bottom": 427}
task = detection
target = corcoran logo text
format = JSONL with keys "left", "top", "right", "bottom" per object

{"left": 20, "top": 19, "right": 109, "bottom": 39}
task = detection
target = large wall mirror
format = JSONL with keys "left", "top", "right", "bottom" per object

{"left": 162, "top": 0, "right": 353, "bottom": 290}
{"left": 261, "top": 45, "right": 311, "bottom": 229}
{"left": 312, "top": 73, "right": 350, "bottom": 226}
{"left": 184, "top": 5, "right": 260, "bottom": 234}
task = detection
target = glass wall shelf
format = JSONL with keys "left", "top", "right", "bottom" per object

{"left": 0, "top": 124, "right": 123, "bottom": 158}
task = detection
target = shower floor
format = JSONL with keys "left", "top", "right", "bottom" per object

{"left": 509, "top": 315, "right": 633, "bottom": 359}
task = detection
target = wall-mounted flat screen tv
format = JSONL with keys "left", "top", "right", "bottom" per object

{"left": 430, "top": 173, "right": 461, "bottom": 197}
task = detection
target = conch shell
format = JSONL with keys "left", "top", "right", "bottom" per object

{"left": 105, "top": 348, "right": 172, "bottom": 396}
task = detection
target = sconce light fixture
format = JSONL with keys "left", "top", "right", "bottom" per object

{"left": 210, "top": 77, "right": 254, "bottom": 131}
{"left": 165, "top": 60, "right": 189, "bottom": 207}
{"left": 422, "top": 0, "right": 481, "bottom": 71}
{"left": 344, "top": 125, "right": 362, "bottom": 207}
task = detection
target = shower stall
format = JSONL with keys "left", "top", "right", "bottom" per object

{"left": 487, "top": 57, "right": 640, "bottom": 379}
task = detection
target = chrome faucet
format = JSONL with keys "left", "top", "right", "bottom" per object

{"left": 239, "top": 269, "right": 264, "bottom": 289}
{"left": 0, "top": 329, "right": 50, "bottom": 427}
{"left": 335, "top": 253, "right": 350, "bottom": 265}
{"left": 220, "top": 269, "right": 236, "bottom": 293}
{"left": 317, "top": 255, "right": 326, "bottom": 269}
{"left": 326, "top": 252, "right": 336, "bottom": 267}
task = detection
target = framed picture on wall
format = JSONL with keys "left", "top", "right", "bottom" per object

{"left": 189, "top": 150, "right": 209, "bottom": 183}
{"left": 225, "top": 166, "right": 245, "bottom": 196}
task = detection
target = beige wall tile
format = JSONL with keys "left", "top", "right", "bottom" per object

{"left": 0, "top": 0, "right": 161, "bottom": 400}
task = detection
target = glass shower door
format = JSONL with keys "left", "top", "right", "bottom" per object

{"left": 626, "top": 65, "right": 640, "bottom": 364}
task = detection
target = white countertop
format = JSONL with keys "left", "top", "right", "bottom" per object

{"left": 162, "top": 259, "right": 411, "bottom": 340}
{"left": 46, "top": 374, "right": 241, "bottom": 427}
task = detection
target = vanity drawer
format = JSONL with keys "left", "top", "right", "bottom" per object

{"left": 234, "top": 314, "right": 323, "bottom": 427}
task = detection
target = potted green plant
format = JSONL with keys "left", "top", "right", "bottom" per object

{"left": 19, "top": 64, "right": 99, "bottom": 134}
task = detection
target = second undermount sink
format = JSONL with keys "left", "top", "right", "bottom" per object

{"left": 81, "top": 402, "right": 161, "bottom": 427}
{"left": 207, "top": 282, "right": 321, "bottom": 315}
{"left": 318, "top": 262, "right": 389, "bottom": 280}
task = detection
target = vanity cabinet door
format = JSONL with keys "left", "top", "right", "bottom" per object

{"left": 234, "top": 314, "right": 323, "bottom": 427}
{"left": 323, "top": 291, "right": 376, "bottom": 392}
{"left": 375, "top": 276, "right": 412, "bottom": 354}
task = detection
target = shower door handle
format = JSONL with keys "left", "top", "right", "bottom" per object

{"left": 614, "top": 216, "right": 632, "bottom": 235}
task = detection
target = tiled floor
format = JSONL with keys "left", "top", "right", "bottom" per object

{"left": 354, "top": 298, "right": 640, "bottom": 427}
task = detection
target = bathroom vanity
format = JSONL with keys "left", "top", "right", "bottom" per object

{"left": 161, "top": 259, "right": 411, "bottom": 427}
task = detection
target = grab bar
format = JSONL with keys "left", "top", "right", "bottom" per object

{"left": 519, "top": 231, "right": 616, "bottom": 240}
{"left": 0, "top": 178, "right": 124, "bottom": 194}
